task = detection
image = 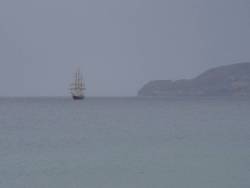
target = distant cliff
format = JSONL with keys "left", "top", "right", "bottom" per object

{"left": 138, "top": 62, "right": 250, "bottom": 96}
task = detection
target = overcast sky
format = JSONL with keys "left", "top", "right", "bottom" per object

{"left": 0, "top": 0, "right": 250, "bottom": 96}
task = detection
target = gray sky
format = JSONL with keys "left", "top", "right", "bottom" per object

{"left": 0, "top": 0, "right": 250, "bottom": 96}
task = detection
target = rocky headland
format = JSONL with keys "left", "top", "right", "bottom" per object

{"left": 138, "top": 62, "right": 250, "bottom": 96}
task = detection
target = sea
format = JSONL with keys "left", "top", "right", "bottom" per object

{"left": 0, "top": 97, "right": 250, "bottom": 188}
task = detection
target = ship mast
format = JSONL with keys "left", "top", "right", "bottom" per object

{"left": 75, "top": 70, "right": 78, "bottom": 89}
{"left": 73, "top": 68, "right": 84, "bottom": 90}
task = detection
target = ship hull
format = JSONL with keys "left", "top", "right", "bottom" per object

{"left": 72, "top": 95, "right": 85, "bottom": 100}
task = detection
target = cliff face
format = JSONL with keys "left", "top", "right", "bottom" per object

{"left": 138, "top": 62, "right": 250, "bottom": 96}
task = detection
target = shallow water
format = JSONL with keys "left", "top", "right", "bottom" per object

{"left": 0, "top": 97, "right": 250, "bottom": 188}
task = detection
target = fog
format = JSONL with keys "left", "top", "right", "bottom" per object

{"left": 0, "top": 0, "right": 250, "bottom": 96}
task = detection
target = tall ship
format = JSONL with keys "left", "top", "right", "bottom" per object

{"left": 70, "top": 68, "right": 85, "bottom": 100}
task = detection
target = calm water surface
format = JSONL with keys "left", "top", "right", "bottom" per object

{"left": 0, "top": 97, "right": 250, "bottom": 188}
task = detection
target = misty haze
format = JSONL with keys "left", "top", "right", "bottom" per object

{"left": 1, "top": 0, "right": 250, "bottom": 96}
{"left": 0, "top": 0, "right": 250, "bottom": 188}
